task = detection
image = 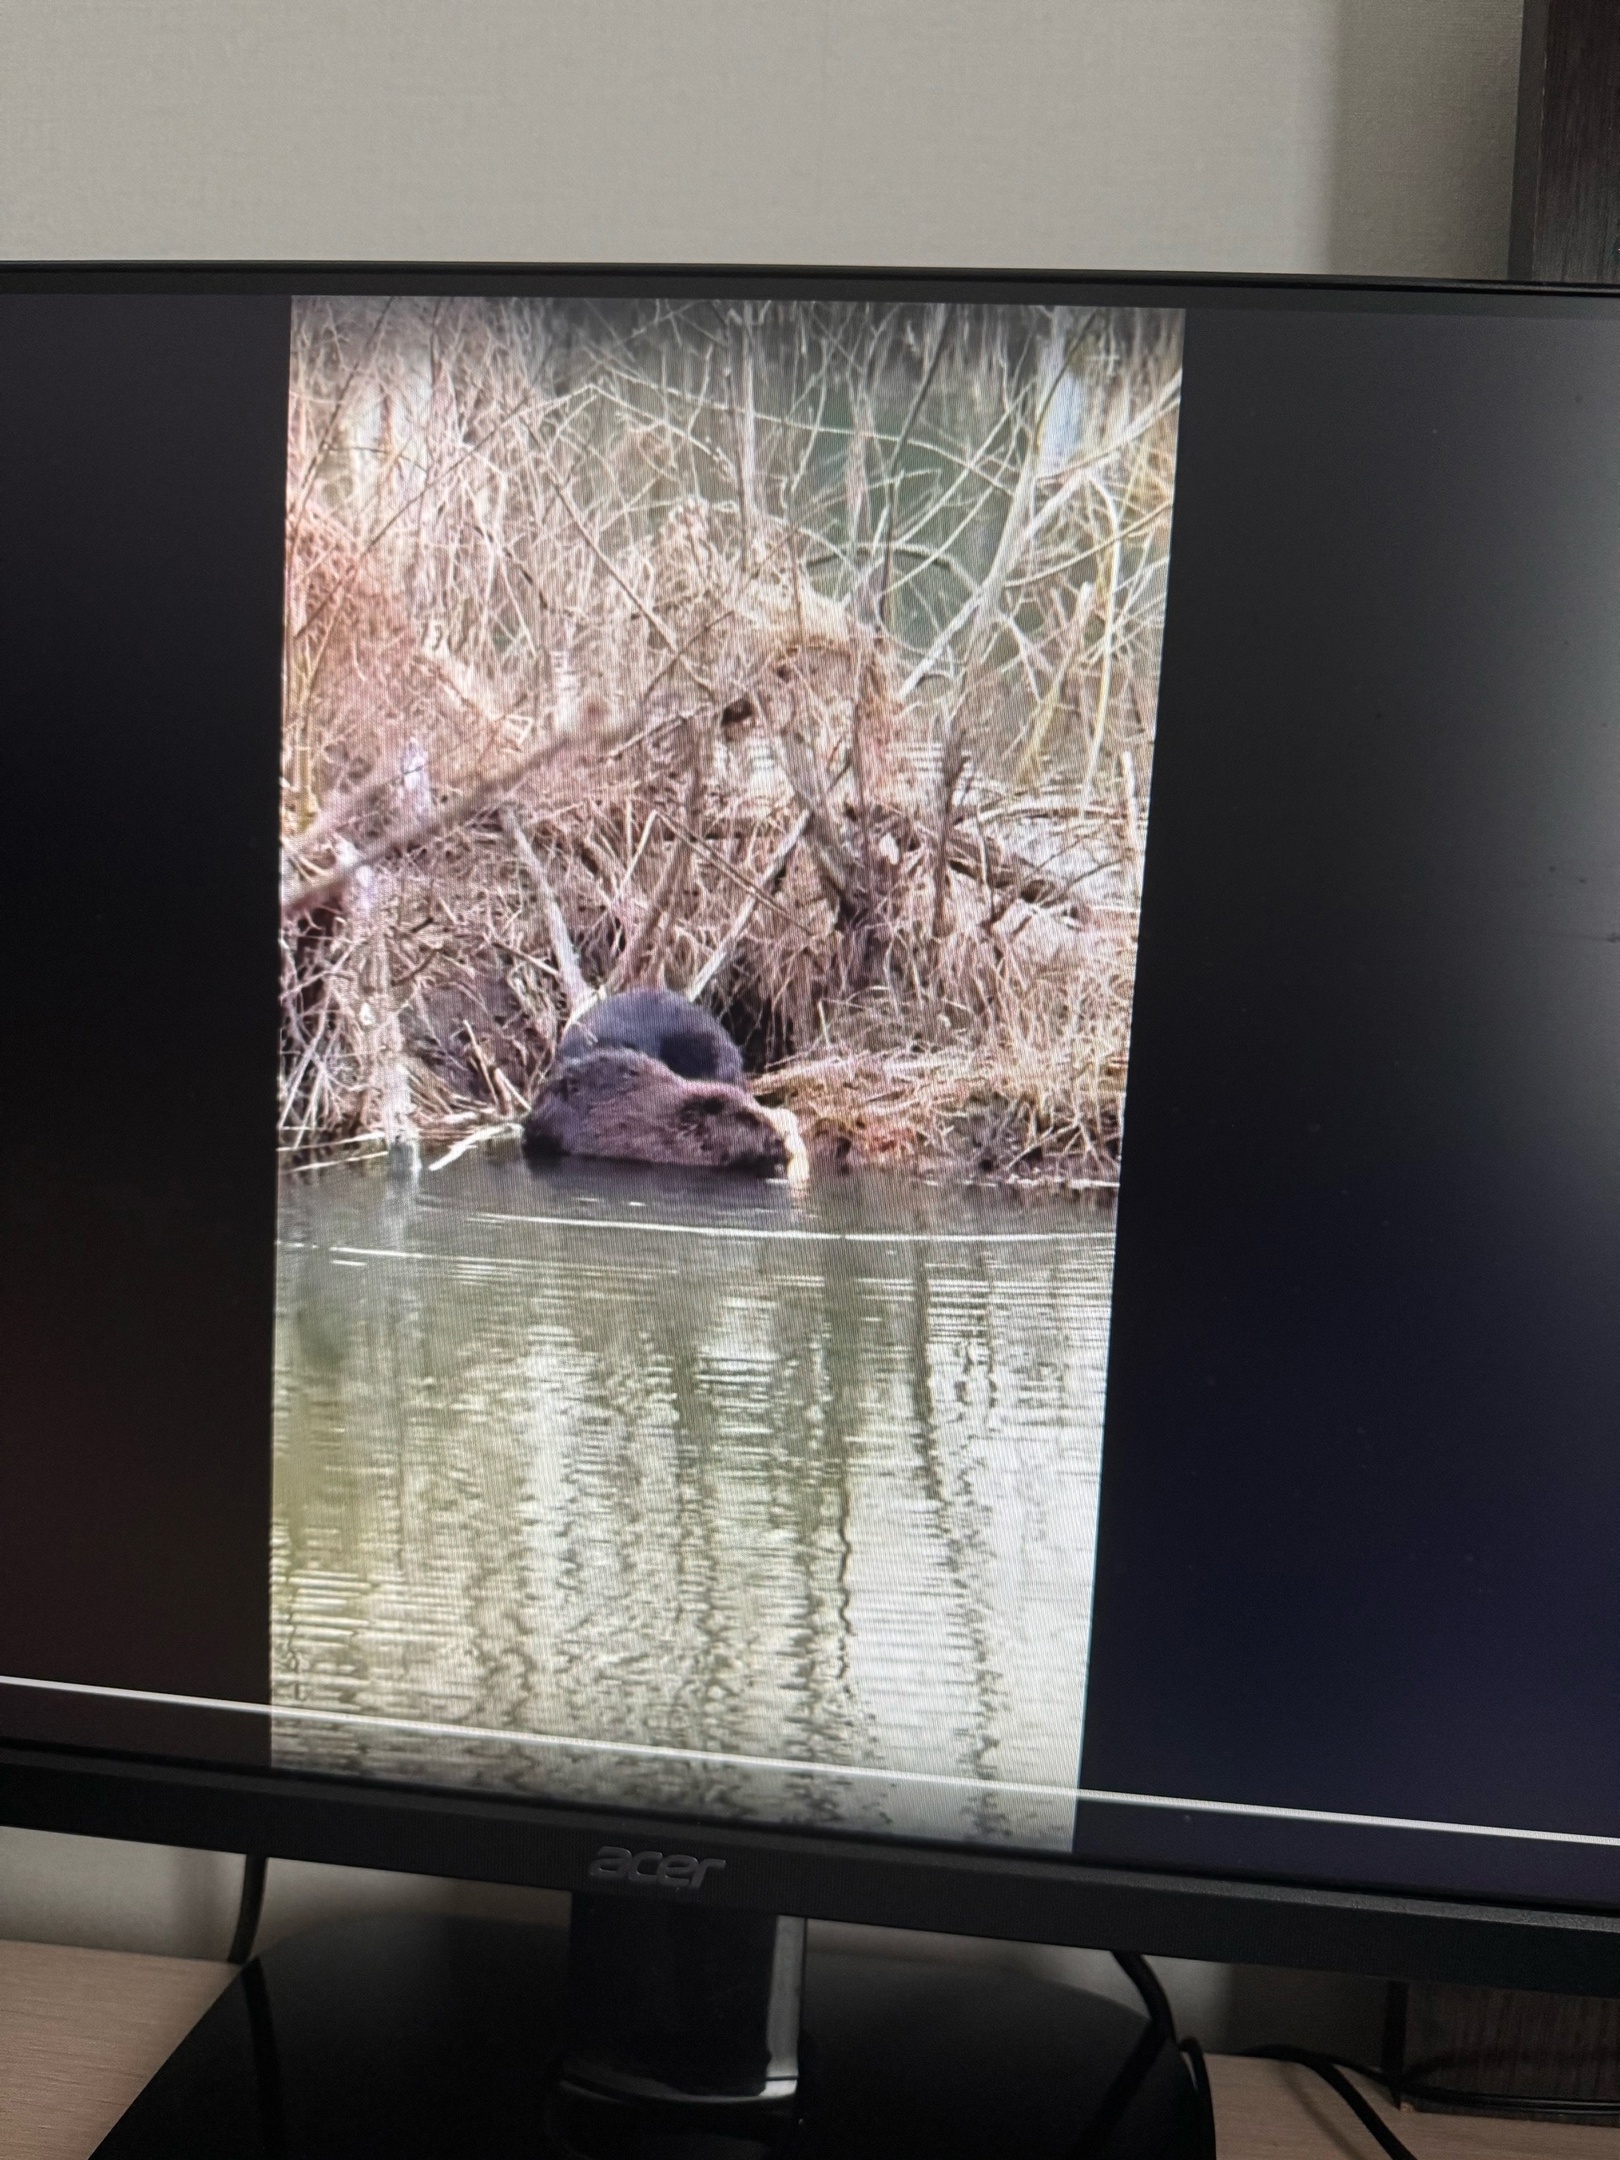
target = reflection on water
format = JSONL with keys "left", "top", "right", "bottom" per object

{"left": 272, "top": 1152, "right": 1114, "bottom": 1851}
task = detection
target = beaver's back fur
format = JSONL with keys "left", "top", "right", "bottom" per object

{"left": 523, "top": 1047, "right": 787, "bottom": 1178}
{"left": 558, "top": 988, "right": 745, "bottom": 1086}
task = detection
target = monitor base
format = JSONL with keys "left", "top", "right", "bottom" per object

{"left": 92, "top": 1912, "right": 1207, "bottom": 2158}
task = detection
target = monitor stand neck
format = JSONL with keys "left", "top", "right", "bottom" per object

{"left": 550, "top": 1894, "right": 806, "bottom": 2156}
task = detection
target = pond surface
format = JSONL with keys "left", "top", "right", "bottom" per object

{"left": 273, "top": 1152, "right": 1115, "bottom": 1850}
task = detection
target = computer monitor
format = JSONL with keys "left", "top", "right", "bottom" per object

{"left": 4, "top": 266, "right": 1620, "bottom": 2152}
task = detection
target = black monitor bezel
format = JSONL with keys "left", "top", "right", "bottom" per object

{"left": 6, "top": 259, "right": 1620, "bottom": 1997}
{"left": 10, "top": 1734, "right": 1620, "bottom": 1995}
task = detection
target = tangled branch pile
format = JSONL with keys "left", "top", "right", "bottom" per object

{"left": 280, "top": 296, "right": 1182, "bottom": 1182}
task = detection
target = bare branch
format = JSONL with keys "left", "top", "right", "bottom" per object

{"left": 282, "top": 732, "right": 568, "bottom": 919}
{"left": 500, "top": 807, "right": 594, "bottom": 1018}
{"left": 687, "top": 805, "right": 815, "bottom": 1001}
{"left": 605, "top": 728, "right": 706, "bottom": 990}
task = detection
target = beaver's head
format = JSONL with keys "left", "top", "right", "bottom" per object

{"left": 673, "top": 1089, "right": 789, "bottom": 1178}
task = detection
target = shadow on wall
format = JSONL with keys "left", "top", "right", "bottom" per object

{"left": 1329, "top": 0, "right": 1523, "bottom": 278}
{"left": 0, "top": 1828, "right": 566, "bottom": 1963}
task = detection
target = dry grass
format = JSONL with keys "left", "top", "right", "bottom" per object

{"left": 279, "top": 296, "right": 1183, "bottom": 1182}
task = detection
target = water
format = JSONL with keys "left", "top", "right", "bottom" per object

{"left": 272, "top": 1152, "right": 1116, "bottom": 1852}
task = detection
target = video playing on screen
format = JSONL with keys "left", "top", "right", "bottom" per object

{"left": 272, "top": 297, "right": 1184, "bottom": 1848}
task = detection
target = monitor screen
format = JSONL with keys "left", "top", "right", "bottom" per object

{"left": 5, "top": 272, "right": 1620, "bottom": 1949}
{"left": 270, "top": 293, "right": 1178, "bottom": 1852}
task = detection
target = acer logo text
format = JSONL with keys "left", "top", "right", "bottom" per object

{"left": 588, "top": 1846, "right": 727, "bottom": 1890}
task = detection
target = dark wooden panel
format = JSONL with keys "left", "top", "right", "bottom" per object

{"left": 1393, "top": 1981, "right": 1620, "bottom": 2122}
{"left": 1512, "top": 0, "right": 1620, "bottom": 282}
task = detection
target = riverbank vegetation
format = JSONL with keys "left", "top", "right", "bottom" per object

{"left": 280, "top": 297, "right": 1182, "bottom": 1183}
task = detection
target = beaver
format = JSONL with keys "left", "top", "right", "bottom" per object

{"left": 558, "top": 987, "right": 745, "bottom": 1086}
{"left": 522, "top": 1047, "right": 787, "bottom": 1178}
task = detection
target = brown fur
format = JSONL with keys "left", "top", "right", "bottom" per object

{"left": 522, "top": 1048, "right": 788, "bottom": 1178}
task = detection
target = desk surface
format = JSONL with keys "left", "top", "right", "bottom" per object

{"left": 4, "top": 1936, "right": 1620, "bottom": 2160}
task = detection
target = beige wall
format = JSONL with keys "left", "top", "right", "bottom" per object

{"left": 0, "top": 0, "right": 1519, "bottom": 2058}
{"left": 2, "top": 1, "right": 1520, "bottom": 276}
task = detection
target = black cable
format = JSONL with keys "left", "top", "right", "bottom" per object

{"left": 1068, "top": 2020, "right": 1168, "bottom": 2160}
{"left": 241, "top": 1955, "right": 288, "bottom": 2159}
{"left": 1350, "top": 2058, "right": 1620, "bottom": 2125}
{"left": 1244, "top": 2045, "right": 1419, "bottom": 2160}
{"left": 1381, "top": 1977, "right": 1408, "bottom": 2105}
{"left": 1179, "top": 2035, "right": 1217, "bottom": 2157}
{"left": 1383, "top": 2080, "right": 1620, "bottom": 2121}
{"left": 228, "top": 1852, "right": 269, "bottom": 1966}
{"left": 1111, "top": 1950, "right": 1176, "bottom": 2043}
{"left": 1107, "top": 1953, "right": 1215, "bottom": 2157}
{"left": 1273, "top": 2036, "right": 1620, "bottom": 2128}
